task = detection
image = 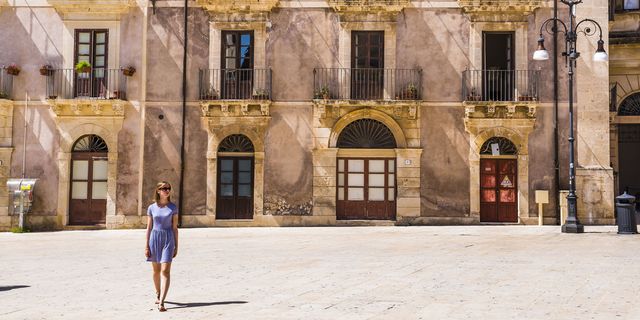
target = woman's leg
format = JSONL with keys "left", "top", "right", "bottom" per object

{"left": 159, "top": 262, "right": 172, "bottom": 310}
{"left": 152, "top": 262, "right": 161, "bottom": 303}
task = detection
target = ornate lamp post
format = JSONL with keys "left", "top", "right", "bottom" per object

{"left": 533, "top": 0, "right": 608, "bottom": 233}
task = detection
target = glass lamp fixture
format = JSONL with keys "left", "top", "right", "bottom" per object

{"left": 593, "top": 39, "right": 608, "bottom": 62}
{"left": 533, "top": 37, "right": 550, "bottom": 61}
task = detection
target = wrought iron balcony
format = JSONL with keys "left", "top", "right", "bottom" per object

{"left": 199, "top": 68, "right": 272, "bottom": 101}
{"left": 0, "top": 68, "right": 13, "bottom": 100}
{"left": 462, "top": 69, "right": 539, "bottom": 103}
{"left": 195, "top": 0, "right": 279, "bottom": 13}
{"left": 45, "top": 68, "right": 127, "bottom": 100}
{"left": 313, "top": 68, "right": 422, "bottom": 101}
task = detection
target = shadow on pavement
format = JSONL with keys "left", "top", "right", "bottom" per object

{"left": 165, "top": 301, "right": 248, "bottom": 309}
{"left": 0, "top": 285, "right": 30, "bottom": 292}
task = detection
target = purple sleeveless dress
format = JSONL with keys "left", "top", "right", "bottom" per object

{"left": 147, "top": 202, "right": 178, "bottom": 263}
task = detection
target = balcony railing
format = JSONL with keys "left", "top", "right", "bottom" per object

{"left": 0, "top": 68, "right": 13, "bottom": 100}
{"left": 462, "top": 70, "right": 539, "bottom": 102}
{"left": 46, "top": 68, "right": 127, "bottom": 100}
{"left": 199, "top": 68, "right": 272, "bottom": 101}
{"left": 313, "top": 68, "right": 422, "bottom": 101}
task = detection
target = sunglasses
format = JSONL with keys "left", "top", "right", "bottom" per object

{"left": 158, "top": 187, "right": 171, "bottom": 191}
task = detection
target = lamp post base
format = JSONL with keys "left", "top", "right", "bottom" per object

{"left": 561, "top": 223, "right": 584, "bottom": 233}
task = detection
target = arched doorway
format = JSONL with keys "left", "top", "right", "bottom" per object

{"left": 617, "top": 92, "right": 640, "bottom": 200}
{"left": 336, "top": 119, "right": 397, "bottom": 220}
{"left": 479, "top": 137, "right": 518, "bottom": 223}
{"left": 216, "top": 134, "right": 255, "bottom": 219}
{"left": 69, "top": 134, "right": 108, "bottom": 225}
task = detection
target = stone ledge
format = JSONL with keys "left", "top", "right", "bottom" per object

{"left": 47, "top": 99, "right": 126, "bottom": 117}
{"left": 48, "top": 0, "right": 135, "bottom": 15}
{"left": 196, "top": 0, "right": 279, "bottom": 13}
{"left": 201, "top": 101, "right": 270, "bottom": 117}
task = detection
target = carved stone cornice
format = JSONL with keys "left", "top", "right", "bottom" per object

{"left": 201, "top": 100, "right": 271, "bottom": 117}
{"left": 464, "top": 102, "right": 537, "bottom": 119}
{"left": 48, "top": 0, "right": 135, "bottom": 15}
{"left": 312, "top": 99, "right": 419, "bottom": 120}
{"left": 457, "top": 0, "right": 542, "bottom": 22}
{"left": 329, "top": 0, "right": 411, "bottom": 15}
{"left": 46, "top": 99, "right": 126, "bottom": 118}
{"left": 196, "top": 0, "right": 279, "bottom": 14}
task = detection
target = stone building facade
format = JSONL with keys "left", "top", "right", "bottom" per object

{"left": 0, "top": 0, "right": 622, "bottom": 230}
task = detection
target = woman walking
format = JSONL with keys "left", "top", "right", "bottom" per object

{"left": 145, "top": 181, "right": 179, "bottom": 312}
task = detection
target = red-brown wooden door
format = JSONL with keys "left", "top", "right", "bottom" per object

{"left": 480, "top": 158, "right": 517, "bottom": 222}
{"left": 216, "top": 157, "right": 254, "bottom": 219}
{"left": 336, "top": 158, "right": 396, "bottom": 220}
{"left": 69, "top": 152, "right": 108, "bottom": 225}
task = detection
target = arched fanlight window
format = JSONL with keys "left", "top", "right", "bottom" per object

{"left": 480, "top": 137, "right": 517, "bottom": 155}
{"left": 218, "top": 134, "right": 255, "bottom": 152}
{"left": 72, "top": 134, "right": 108, "bottom": 152}
{"left": 337, "top": 119, "right": 397, "bottom": 149}
{"left": 618, "top": 92, "right": 640, "bottom": 116}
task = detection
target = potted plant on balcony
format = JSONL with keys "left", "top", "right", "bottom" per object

{"left": 466, "top": 87, "right": 481, "bottom": 101}
{"left": 518, "top": 94, "right": 535, "bottom": 101}
{"left": 402, "top": 83, "right": 418, "bottom": 100}
{"left": 0, "top": 91, "right": 8, "bottom": 99}
{"left": 314, "top": 85, "right": 331, "bottom": 100}
{"left": 39, "top": 65, "right": 53, "bottom": 76}
{"left": 121, "top": 66, "right": 136, "bottom": 77}
{"left": 252, "top": 89, "right": 270, "bottom": 100}
{"left": 5, "top": 64, "right": 20, "bottom": 76}
{"left": 202, "top": 87, "right": 219, "bottom": 100}
{"left": 75, "top": 61, "right": 91, "bottom": 73}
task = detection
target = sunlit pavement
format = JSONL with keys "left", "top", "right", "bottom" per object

{"left": 1, "top": 226, "right": 638, "bottom": 319}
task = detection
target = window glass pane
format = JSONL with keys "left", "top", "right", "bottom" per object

{"left": 79, "top": 44, "right": 90, "bottom": 55}
{"left": 95, "top": 32, "right": 106, "bottom": 43}
{"left": 225, "top": 46, "right": 236, "bottom": 58}
{"left": 92, "top": 182, "right": 107, "bottom": 199}
{"left": 369, "top": 160, "right": 385, "bottom": 173}
{"left": 94, "top": 56, "right": 105, "bottom": 67}
{"left": 369, "top": 59, "right": 380, "bottom": 68}
{"left": 95, "top": 44, "right": 105, "bottom": 55}
{"left": 369, "top": 174, "right": 385, "bottom": 187}
{"left": 348, "top": 159, "right": 364, "bottom": 172}
{"left": 481, "top": 175, "right": 496, "bottom": 188}
{"left": 389, "top": 160, "right": 395, "bottom": 173}
{"left": 78, "top": 32, "right": 90, "bottom": 43}
{"left": 93, "top": 160, "right": 108, "bottom": 180}
{"left": 239, "top": 172, "right": 251, "bottom": 184}
{"left": 348, "top": 173, "right": 364, "bottom": 187}
{"left": 338, "top": 173, "right": 344, "bottom": 187}
{"left": 225, "top": 33, "right": 236, "bottom": 45}
{"left": 78, "top": 56, "right": 90, "bottom": 64}
{"left": 72, "top": 182, "right": 88, "bottom": 199}
{"left": 338, "top": 159, "right": 344, "bottom": 172}
{"left": 241, "top": 34, "right": 251, "bottom": 46}
{"left": 624, "top": 0, "right": 639, "bottom": 9}
{"left": 238, "top": 184, "right": 252, "bottom": 197}
{"left": 238, "top": 160, "right": 251, "bottom": 171}
{"left": 368, "top": 188, "right": 385, "bottom": 201}
{"left": 388, "top": 188, "right": 395, "bottom": 201}
{"left": 221, "top": 172, "right": 233, "bottom": 184}
{"left": 388, "top": 174, "right": 395, "bottom": 187}
{"left": 220, "top": 159, "right": 233, "bottom": 171}
{"left": 347, "top": 187, "right": 364, "bottom": 201}
{"left": 482, "top": 190, "right": 496, "bottom": 202}
{"left": 220, "top": 184, "right": 233, "bottom": 196}
{"left": 338, "top": 187, "right": 344, "bottom": 200}
{"left": 225, "top": 58, "right": 236, "bottom": 69}
{"left": 500, "top": 190, "right": 516, "bottom": 203}
{"left": 72, "top": 161, "right": 89, "bottom": 180}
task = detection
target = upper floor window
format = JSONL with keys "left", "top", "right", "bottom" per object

{"left": 222, "top": 30, "right": 253, "bottom": 70}
{"left": 75, "top": 29, "right": 109, "bottom": 70}
{"left": 351, "top": 31, "right": 384, "bottom": 69}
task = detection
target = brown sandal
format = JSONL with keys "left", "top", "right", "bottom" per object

{"left": 158, "top": 303, "right": 166, "bottom": 312}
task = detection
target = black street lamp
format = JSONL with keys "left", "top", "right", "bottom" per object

{"left": 533, "top": 0, "right": 608, "bottom": 233}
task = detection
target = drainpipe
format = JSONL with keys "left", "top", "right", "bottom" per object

{"left": 178, "top": 0, "right": 188, "bottom": 227}
{"left": 553, "top": 0, "right": 561, "bottom": 224}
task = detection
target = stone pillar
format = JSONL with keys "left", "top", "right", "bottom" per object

{"left": 254, "top": 151, "right": 265, "bottom": 216}
{"left": 395, "top": 148, "right": 422, "bottom": 221}
{"left": 0, "top": 101, "right": 12, "bottom": 230}
{"left": 205, "top": 150, "right": 217, "bottom": 217}
{"left": 575, "top": 0, "right": 614, "bottom": 224}
{"left": 312, "top": 148, "right": 338, "bottom": 221}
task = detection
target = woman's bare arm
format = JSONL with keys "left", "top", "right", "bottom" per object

{"left": 172, "top": 214, "right": 179, "bottom": 257}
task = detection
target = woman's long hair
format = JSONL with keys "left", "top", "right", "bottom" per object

{"left": 154, "top": 181, "right": 172, "bottom": 203}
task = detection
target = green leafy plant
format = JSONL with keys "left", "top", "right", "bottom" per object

{"left": 314, "top": 85, "right": 330, "bottom": 99}
{"left": 10, "top": 226, "right": 30, "bottom": 233}
{"left": 0, "top": 91, "right": 7, "bottom": 99}
{"left": 203, "top": 87, "right": 219, "bottom": 100}
{"left": 75, "top": 61, "right": 91, "bottom": 73}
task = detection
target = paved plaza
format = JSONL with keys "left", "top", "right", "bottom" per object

{"left": 1, "top": 226, "right": 639, "bottom": 319}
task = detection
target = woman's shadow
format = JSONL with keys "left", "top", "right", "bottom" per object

{"left": 164, "top": 301, "right": 248, "bottom": 310}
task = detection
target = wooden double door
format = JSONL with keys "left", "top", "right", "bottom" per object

{"left": 216, "top": 157, "right": 254, "bottom": 219}
{"left": 480, "top": 158, "right": 518, "bottom": 223}
{"left": 336, "top": 158, "right": 396, "bottom": 220}
{"left": 69, "top": 152, "right": 108, "bottom": 225}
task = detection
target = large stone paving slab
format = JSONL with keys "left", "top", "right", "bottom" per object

{"left": 0, "top": 226, "right": 638, "bottom": 319}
